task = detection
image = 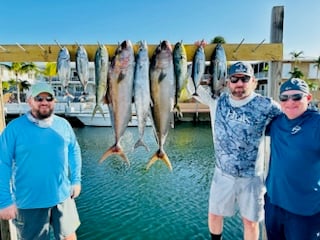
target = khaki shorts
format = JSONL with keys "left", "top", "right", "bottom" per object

{"left": 14, "top": 197, "right": 80, "bottom": 240}
{"left": 208, "top": 167, "right": 265, "bottom": 222}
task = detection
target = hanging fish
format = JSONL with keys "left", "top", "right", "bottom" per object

{"left": 191, "top": 41, "right": 206, "bottom": 96}
{"left": 75, "top": 45, "right": 89, "bottom": 94}
{"left": 99, "top": 40, "right": 135, "bottom": 166}
{"left": 92, "top": 44, "right": 109, "bottom": 119}
{"left": 148, "top": 40, "right": 175, "bottom": 171}
{"left": 56, "top": 46, "right": 71, "bottom": 96}
{"left": 173, "top": 41, "right": 188, "bottom": 117}
{"left": 209, "top": 43, "right": 227, "bottom": 98}
{"left": 133, "top": 40, "right": 151, "bottom": 151}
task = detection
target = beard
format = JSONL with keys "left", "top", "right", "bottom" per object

{"left": 35, "top": 108, "right": 54, "bottom": 120}
{"left": 231, "top": 87, "right": 249, "bottom": 98}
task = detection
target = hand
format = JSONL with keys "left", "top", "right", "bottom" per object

{"left": 70, "top": 185, "right": 81, "bottom": 199}
{"left": 0, "top": 204, "right": 17, "bottom": 220}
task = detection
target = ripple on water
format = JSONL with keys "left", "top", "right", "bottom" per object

{"left": 74, "top": 123, "right": 246, "bottom": 239}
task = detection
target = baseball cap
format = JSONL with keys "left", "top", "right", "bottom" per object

{"left": 280, "top": 78, "right": 309, "bottom": 94}
{"left": 229, "top": 61, "right": 254, "bottom": 77}
{"left": 28, "top": 82, "right": 55, "bottom": 98}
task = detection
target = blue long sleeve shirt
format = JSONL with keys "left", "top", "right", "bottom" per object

{"left": 0, "top": 114, "right": 82, "bottom": 209}
{"left": 266, "top": 109, "right": 320, "bottom": 216}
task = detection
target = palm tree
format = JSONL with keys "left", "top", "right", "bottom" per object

{"left": 289, "top": 66, "right": 304, "bottom": 79}
{"left": 42, "top": 62, "right": 57, "bottom": 84}
{"left": 290, "top": 51, "right": 304, "bottom": 67}
{"left": 0, "top": 62, "right": 38, "bottom": 103}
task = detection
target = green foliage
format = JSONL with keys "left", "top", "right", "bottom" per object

{"left": 211, "top": 36, "right": 226, "bottom": 44}
{"left": 289, "top": 67, "right": 304, "bottom": 78}
{"left": 305, "top": 79, "right": 318, "bottom": 91}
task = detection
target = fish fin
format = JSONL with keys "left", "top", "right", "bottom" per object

{"left": 159, "top": 71, "right": 167, "bottom": 82}
{"left": 118, "top": 71, "right": 125, "bottom": 82}
{"left": 146, "top": 149, "right": 172, "bottom": 171}
{"left": 134, "top": 139, "right": 150, "bottom": 152}
{"left": 99, "top": 144, "right": 130, "bottom": 166}
{"left": 92, "top": 105, "right": 105, "bottom": 120}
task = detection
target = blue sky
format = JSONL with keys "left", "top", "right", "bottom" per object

{"left": 1, "top": 0, "right": 320, "bottom": 59}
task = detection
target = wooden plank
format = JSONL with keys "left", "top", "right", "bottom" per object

{"left": 0, "top": 43, "right": 283, "bottom": 62}
{"left": 179, "top": 103, "right": 210, "bottom": 113}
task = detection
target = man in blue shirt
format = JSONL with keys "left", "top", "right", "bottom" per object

{"left": 265, "top": 78, "right": 320, "bottom": 239}
{"left": 0, "top": 82, "right": 82, "bottom": 240}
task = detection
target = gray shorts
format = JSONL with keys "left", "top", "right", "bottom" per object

{"left": 208, "top": 167, "right": 265, "bottom": 222}
{"left": 14, "top": 197, "right": 80, "bottom": 240}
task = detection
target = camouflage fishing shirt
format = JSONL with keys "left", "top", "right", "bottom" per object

{"left": 214, "top": 92, "right": 281, "bottom": 177}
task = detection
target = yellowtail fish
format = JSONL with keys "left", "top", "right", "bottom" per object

{"left": 93, "top": 44, "right": 109, "bottom": 119}
{"left": 173, "top": 41, "right": 188, "bottom": 117}
{"left": 133, "top": 40, "right": 151, "bottom": 151}
{"left": 210, "top": 43, "right": 227, "bottom": 98}
{"left": 148, "top": 40, "right": 175, "bottom": 171}
{"left": 99, "top": 40, "right": 135, "bottom": 166}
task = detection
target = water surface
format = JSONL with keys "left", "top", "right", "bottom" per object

{"left": 74, "top": 122, "right": 244, "bottom": 240}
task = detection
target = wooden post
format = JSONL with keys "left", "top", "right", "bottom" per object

{"left": 0, "top": 78, "right": 8, "bottom": 240}
{"left": 0, "top": 78, "right": 17, "bottom": 240}
{"left": 269, "top": 5, "right": 284, "bottom": 99}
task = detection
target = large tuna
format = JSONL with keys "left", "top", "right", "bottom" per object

{"left": 99, "top": 40, "right": 135, "bottom": 165}
{"left": 133, "top": 40, "right": 151, "bottom": 151}
{"left": 75, "top": 45, "right": 89, "bottom": 93}
{"left": 56, "top": 46, "right": 71, "bottom": 95}
{"left": 93, "top": 44, "right": 109, "bottom": 119}
{"left": 148, "top": 40, "right": 175, "bottom": 171}
{"left": 209, "top": 43, "right": 227, "bottom": 98}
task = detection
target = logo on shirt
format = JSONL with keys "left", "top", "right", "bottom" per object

{"left": 291, "top": 125, "right": 301, "bottom": 134}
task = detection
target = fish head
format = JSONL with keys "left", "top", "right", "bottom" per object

{"left": 57, "top": 47, "right": 70, "bottom": 61}
{"left": 76, "top": 45, "right": 88, "bottom": 58}
{"left": 160, "top": 40, "right": 172, "bottom": 52}
{"left": 173, "top": 41, "right": 187, "bottom": 58}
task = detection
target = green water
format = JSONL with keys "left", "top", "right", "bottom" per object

{"left": 73, "top": 122, "right": 245, "bottom": 240}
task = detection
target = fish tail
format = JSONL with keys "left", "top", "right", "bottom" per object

{"left": 134, "top": 139, "right": 150, "bottom": 152}
{"left": 173, "top": 103, "right": 183, "bottom": 118}
{"left": 92, "top": 105, "right": 105, "bottom": 120}
{"left": 146, "top": 149, "right": 172, "bottom": 171}
{"left": 99, "top": 144, "right": 130, "bottom": 166}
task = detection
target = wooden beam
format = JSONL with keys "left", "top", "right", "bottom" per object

{"left": 0, "top": 43, "right": 283, "bottom": 62}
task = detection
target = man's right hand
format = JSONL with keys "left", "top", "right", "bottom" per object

{"left": 0, "top": 204, "right": 17, "bottom": 220}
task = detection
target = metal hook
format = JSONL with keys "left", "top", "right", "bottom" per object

{"left": 233, "top": 38, "right": 245, "bottom": 53}
{"left": 16, "top": 43, "right": 27, "bottom": 52}
{"left": 252, "top": 39, "right": 266, "bottom": 52}
{"left": 0, "top": 45, "right": 8, "bottom": 52}
{"left": 54, "top": 40, "right": 62, "bottom": 49}
{"left": 37, "top": 44, "right": 46, "bottom": 51}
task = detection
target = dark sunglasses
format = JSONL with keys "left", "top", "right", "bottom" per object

{"left": 34, "top": 95, "right": 54, "bottom": 102}
{"left": 229, "top": 75, "right": 251, "bottom": 83}
{"left": 279, "top": 93, "right": 306, "bottom": 102}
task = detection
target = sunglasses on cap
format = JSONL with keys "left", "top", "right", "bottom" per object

{"left": 34, "top": 95, "right": 54, "bottom": 102}
{"left": 229, "top": 75, "right": 251, "bottom": 84}
{"left": 279, "top": 93, "right": 306, "bottom": 102}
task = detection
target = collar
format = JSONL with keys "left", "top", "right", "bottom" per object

{"left": 26, "top": 111, "right": 53, "bottom": 128}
